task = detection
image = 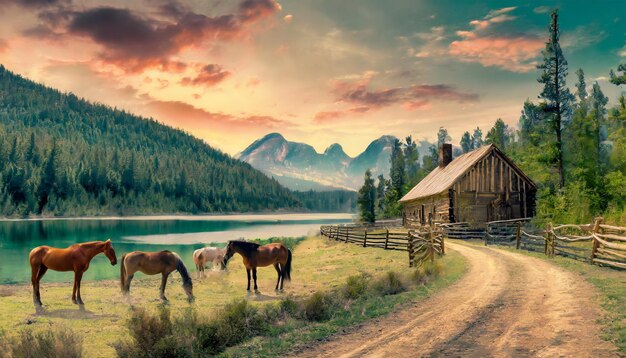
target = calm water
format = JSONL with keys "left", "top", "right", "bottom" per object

{"left": 0, "top": 214, "right": 353, "bottom": 284}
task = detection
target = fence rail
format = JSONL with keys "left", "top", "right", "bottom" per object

{"left": 320, "top": 224, "right": 444, "bottom": 267}
{"left": 485, "top": 217, "right": 626, "bottom": 270}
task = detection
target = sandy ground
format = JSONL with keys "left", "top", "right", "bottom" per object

{"left": 302, "top": 242, "right": 617, "bottom": 357}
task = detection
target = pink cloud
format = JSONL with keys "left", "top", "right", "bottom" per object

{"left": 146, "top": 100, "right": 286, "bottom": 130}
{"left": 449, "top": 35, "right": 544, "bottom": 73}
{"left": 181, "top": 64, "right": 231, "bottom": 87}
{"left": 331, "top": 73, "right": 478, "bottom": 110}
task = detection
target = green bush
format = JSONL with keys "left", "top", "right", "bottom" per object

{"left": 2, "top": 327, "right": 83, "bottom": 358}
{"left": 343, "top": 273, "right": 370, "bottom": 299}
{"left": 300, "top": 291, "right": 336, "bottom": 321}
{"left": 372, "top": 271, "right": 407, "bottom": 295}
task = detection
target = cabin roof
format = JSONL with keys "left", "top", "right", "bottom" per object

{"left": 399, "top": 144, "right": 534, "bottom": 203}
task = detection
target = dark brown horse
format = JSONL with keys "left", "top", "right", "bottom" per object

{"left": 120, "top": 250, "right": 194, "bottom": 303}
{"left": 29, "top": 239, "right": 117, "bottom": 307}
{"left": 222, "top": 241, "right": 292, "bottom": 293}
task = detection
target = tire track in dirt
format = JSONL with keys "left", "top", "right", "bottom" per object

{"left": 300, "top": 242, "right": 617, "bottom": 357}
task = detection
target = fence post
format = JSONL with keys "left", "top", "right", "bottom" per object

{"left": 515, "top": 221, "right": 522, "bottom": 250}
{"left": 440, "top": 233, "right": 445, "bottom": 255}
{"left": 590, "top": 217, "right": 603, "bottom": 262}
{"left": 384, "top": 229, "right": 389, "bottom": 250}
{"left": 543, "top": 223, "right": 552, "bottom": 256}
{"left": 407, "top": 233, "right": 414, "bottom": 267}
{"left": 344, "top": 227, "right": 349, "bottom": 243}
{"left": 363, "top": 228, "right": 368, "bottom": 247}
{"left": 429, "top": 228, "right": 435, "bottom": 263}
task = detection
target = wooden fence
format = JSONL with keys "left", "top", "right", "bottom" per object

{"left": 485, "top": 217, "right": 626, "bottom": 270}
{"left": 320, "top": 224, "right": 445, "bottom": 267}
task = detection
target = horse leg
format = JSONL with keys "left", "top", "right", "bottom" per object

{"left": 32, "top": 264, "right": 47, "bottom": 307}
{"left": 125, "top": 273, "right": 134, "bottom": 293}
{"left": 252, "top": 268, "right": 259, "bottom": 293}
{"left": 273, "top": 263, "right": 281, "bottom": 291}
{"left": 246, "top": 268, "right": 251, "bottom": 292}
{"left": 160, "top": 273, "right": 168, "bottom": 301}
{"left": 72, "top": 273, "right": 78, "bottom": 304}
{"left": 75, "top": 271, "right": 85, "bottom": 305}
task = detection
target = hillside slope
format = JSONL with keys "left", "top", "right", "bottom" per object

{"left": 0, "top": 65, "right": 300, "bottom": 216}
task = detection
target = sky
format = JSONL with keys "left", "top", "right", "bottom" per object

{"left": 0, "top": 0, "right": 624, "bottom": 156}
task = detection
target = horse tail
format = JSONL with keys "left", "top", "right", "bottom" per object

{"left": 120, "top": 254, "right": 127, "bottom": 292}
{"left": 175, "top": 254, "right": 192, "bottom": 288}
{"left": 284, "top": 248, "right": 292, "bottom": 281}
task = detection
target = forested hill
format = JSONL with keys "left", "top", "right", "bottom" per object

{"left": 0, "top": 65, "right": 302, "bottom": 216}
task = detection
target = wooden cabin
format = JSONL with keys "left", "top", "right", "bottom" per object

{"left": 399, "top": 144, "right": 536, "bottom": 225}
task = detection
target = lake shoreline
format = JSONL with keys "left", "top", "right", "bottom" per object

{"left": 0, "top": 212, "right": 355, "bottom": 222}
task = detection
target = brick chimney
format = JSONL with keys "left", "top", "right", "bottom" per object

{"left": 439, "top": 143, "right": 452, "bottom": 168}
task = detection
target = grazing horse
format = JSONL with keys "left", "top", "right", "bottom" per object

{"left": 120, "top": 250, "right": 194, "bottom": 303}
{"left": 193, "top": 247, "right": 225, "bottom": 277}
{"left": 29, "top": 239, "right": 117, "bottom": 307}
{"left": 222, "top": 241, "right": 292, "bottom": 293}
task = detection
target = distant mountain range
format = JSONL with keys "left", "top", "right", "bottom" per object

{"left": 237, "top": 133, "right": 432, "bottom": 191}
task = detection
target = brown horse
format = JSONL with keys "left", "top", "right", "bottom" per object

{"left": 29, "top": 239, "right": 117, "bottom": 307}
{"left": 120, "top": 250, "right": 194, "bottom": 303}
{"left": 222, "top": 241, "right": 292, "bottom": 293}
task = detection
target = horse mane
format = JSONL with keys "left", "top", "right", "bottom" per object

{"left": 173, "top": 253, "right": 192, "bottom": 287}
{"left": 230, "top": 240, "right": 260, "bottom": 254}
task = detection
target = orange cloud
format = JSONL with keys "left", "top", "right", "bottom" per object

{"left": 331, "top": 73, "right": 478, "bottom": 110}
{"left": 181, "top": 64, "right": 231, "bottom": 87}
{"left": 449, "top": 35, "right": 544, "bottom": 73}
{"left": 448, "top": 6, "right": 544, "bottom": 73}
{"left": 146, "top": 99, "right": 286, "bottom": 130}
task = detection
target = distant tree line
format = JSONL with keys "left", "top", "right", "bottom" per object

{"left": 0, "top": 65, "right": 353, "bottom": 216}
{"left": 359, "top": 9, "right": 626, "bottom": 224}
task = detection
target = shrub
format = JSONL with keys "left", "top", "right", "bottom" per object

{"left": 279, "top": 297, "right": 298, "bottom": 316}
{"left": 343, "top": 274, "right": 370, "bottom": 299}
{"left": 2, "top": 327, "right": 83, "bottom": 358}
{"left": 300, "top": 291, "right": 336, "bottom": 321}
{"left": 422, "top": 261, "right": 443, "bottom": 278}
{"left": 372, "top": 271, "right": 407, "bottom": 295}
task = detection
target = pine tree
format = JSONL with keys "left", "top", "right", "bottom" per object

{"left": 575, "top": 68, "right": 588, "bottom": 103}
{"left": 376, "top": 174, "right": 386, "bottom": 214}
{"left": 485, "top": 119, "right": 511, "bottom": 151}
{"left": 390, "top": 138, "right": 406, "bottom": 196}
{"left": 471, "top": 127, "right": 483, "bottom": 148}
{"left": 460, "top": 131, "right": 472, "bottom": 153}
{"left": 437, "top": 127, "right": 450, "bottom": 147}
{"left": 37, "top": 140, "right": 58, "bottom": 212}
{"left": 609, "top": 63, "right": 626, "bottom": 86}
{"left": 357, "top": 169, "right": 376, "bottom": 223}
{"left": 403, "top": 136, "right": 419, "bottom": 186}
{"left": 537, "top": 9, "right": 574, "bottom": 188}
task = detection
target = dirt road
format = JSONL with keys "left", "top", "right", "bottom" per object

{"left": 303, "top": 242, "right": 617, "bottom": 357}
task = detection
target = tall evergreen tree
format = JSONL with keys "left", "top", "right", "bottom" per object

{"left": 389, "top": 138, "right": 406, "bottom": 196}
{"left": 460, "top": 131, "right": 472, "bottom": 153}
{"left": 537, "top": 9, "right": 574, "bottom": 188}
{"left": 485, "top": 119, "right": 511, "bottom": 151}
{"left": 357, "top": 169, "right": 376, "bottom": 223}
{"left": 376, "top": 174, "right": 386, "bottom": 214}
{"left": 437, "top": 127, "right": 451, "bottom": 147}
{"left": 403, "top": 136, "right": 419, "bottom": 185}
{"left": 609, "top": 63, "right": 626, "bottom": 86}
{"left": 37, "top": 140, "right": 58, "bottom": 212}
{"left": 575, "top": 68, "right": 588, "bottom": 102}
{"left": 471, "top": 127, "right": 483, "bottom": 148}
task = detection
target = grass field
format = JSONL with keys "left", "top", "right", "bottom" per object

{"left": 482, "top": 242, "right": 626, "bottom": 353}
{"left": 0, "top": 236, "right": 467, "bottom": 357}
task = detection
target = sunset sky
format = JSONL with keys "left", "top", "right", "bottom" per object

{"left": 0, "top": 0, "right": 624, "bottom": 156}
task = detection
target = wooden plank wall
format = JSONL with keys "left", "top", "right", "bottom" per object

{"left": 403, "top": 149, "right": 536, "bottom": 224}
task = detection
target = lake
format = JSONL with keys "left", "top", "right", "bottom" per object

{"left": 0, "top": 213, "right": 353, "bottom": 284}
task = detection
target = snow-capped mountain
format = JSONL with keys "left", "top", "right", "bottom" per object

{"left": 237, "top": 133, "right": 404, "bottom": 191}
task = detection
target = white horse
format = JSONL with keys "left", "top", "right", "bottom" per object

{"left": 193, "top": 247, "right": 226, "bottom": 277}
